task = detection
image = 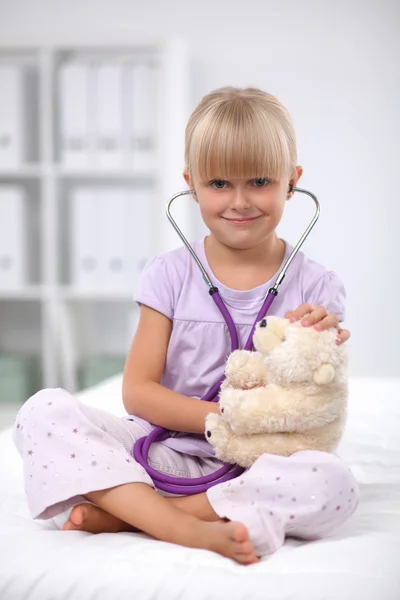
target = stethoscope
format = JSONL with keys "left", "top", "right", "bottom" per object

{"left": 133, "top": 185, "right": 320, "bottom": 494}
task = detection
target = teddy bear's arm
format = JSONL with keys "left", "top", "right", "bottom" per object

{"left": 224, "top": 350, "right": 268, "bottom": 389}
{"left": 221, "top": 385, "right": 342, "bottom": 435}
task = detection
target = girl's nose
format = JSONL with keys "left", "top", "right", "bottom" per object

{"left": 231, "top": 189, "right": 251, "bottom": 211}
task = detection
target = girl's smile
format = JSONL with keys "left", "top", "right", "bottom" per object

{"left": 222, "top": 215, "right": 262, "bottom": 225}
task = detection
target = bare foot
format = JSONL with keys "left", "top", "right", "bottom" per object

{"left": 62, "top": 503, "right": 134, "bottom": 534}
{"left": 196, "top": 520, "right": 259, "bottom": 565}
{"left": 63, "top": 505, "right": 259, "bottom": 564}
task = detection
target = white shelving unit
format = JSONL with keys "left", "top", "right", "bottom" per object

{"left": 0, "top": 38, "right": 191, "bottom": 418}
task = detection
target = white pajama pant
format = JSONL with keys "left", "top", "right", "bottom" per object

{"left": 13, "top": 388, "right": 359, "bottom": 556}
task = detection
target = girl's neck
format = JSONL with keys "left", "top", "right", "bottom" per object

{"left": 204, "top": 233, "right": 285, "bottom": 291}
{"left": 205, "top": 232, "right": 283, "bottom": 266}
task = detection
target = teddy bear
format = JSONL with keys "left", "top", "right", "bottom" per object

{"left": 205, "top": 316, "right": 348, "bottom": 468}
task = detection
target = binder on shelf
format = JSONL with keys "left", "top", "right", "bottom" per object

{"left": 70, "top": 187, "right": 102, "bottom": 288}
{"left": 125, "top": 185, "right": 154, "bottom": 287}
{"left": 101, "top": 186, "right": 128, "bottom": 287}
{"left": 124, "top": 62, "right": 157, "bottom": 172}
{"left": 0, "top": 186, "right": 27, "bottom": 289}
{"left": 94, "top": 62, "right": 124, "bottom": 168}
{"left": 59, "top": 61, "right": 92, "bottom": 167}
{"left": 24, "top": 65, "right": 39, "bottom": 163}
{"left": 69, "top": 184, "right": 155, "bottom": 291}
{"left": 0, "top": 65, "right": 25, "bottom": 167}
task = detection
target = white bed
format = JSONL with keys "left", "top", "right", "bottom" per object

{"left": 0, "top": 376, "right": 399, "bottom": 600}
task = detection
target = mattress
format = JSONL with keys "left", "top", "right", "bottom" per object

{"left": 0, "top": 376, "right": 399, "bottom": 600}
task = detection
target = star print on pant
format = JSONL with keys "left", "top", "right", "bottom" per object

{"left": 13, "top": 387, "right": 360, "bottom": 558}
{"left": 206, "top": 450, "right": 359, "bottom": 555}
{"left": 13, "top": 388, "right": 155, "bottom": 520}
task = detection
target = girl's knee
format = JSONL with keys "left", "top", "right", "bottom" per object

{"left": 298, "top": 451, "right": 360, "bottom": 510}
{"left": 320, "top": 453, "right": 359, "bottom": 499}
{"left": 16, "top": 388, "right": 69, "bottom": 418}
{"left": 300, "top": 453, "right": 359, "bottom": 535}
{"left": 14, "top": 389, "right": 66, "bottom": 450}
{"left": 14, "top": 388, "right": 76, "bottom": 440}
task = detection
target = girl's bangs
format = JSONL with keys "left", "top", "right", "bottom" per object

{"left": 191, "top": 112, "right": 292, "bottom": 182}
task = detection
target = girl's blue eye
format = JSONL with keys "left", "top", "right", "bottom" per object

{"left": 211, "top": 180, "right": 228, "bottom": 189}
{"left": 253, "top": 178, "right": 269, "bottom": 187}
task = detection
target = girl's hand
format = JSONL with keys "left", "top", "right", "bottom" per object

{"left": 284, "top": 303, "right": 350, "bottom": 345}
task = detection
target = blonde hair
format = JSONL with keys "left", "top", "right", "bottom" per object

{"left": 185, "top": 87, "right": 297, "bottom": 182}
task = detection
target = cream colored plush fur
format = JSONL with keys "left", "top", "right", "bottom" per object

{"left": 205, "top": 316, "right": 348, "bottom": 468}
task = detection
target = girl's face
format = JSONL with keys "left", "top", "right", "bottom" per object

{"left": 184, "top": 167, "right": 302, "bottom": 250}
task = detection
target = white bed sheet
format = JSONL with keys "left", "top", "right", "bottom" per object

{"left": 0, "top": 376, "right": 399, "bottom": 600}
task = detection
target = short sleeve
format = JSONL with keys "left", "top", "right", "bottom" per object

{"left": 134, "top": 255, "right": 175, "bottom": 320}
{"left": 306, "top": 271, "right": 346, "bottom": 322}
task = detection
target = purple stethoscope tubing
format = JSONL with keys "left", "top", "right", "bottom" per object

{"left": 133, "top": 186, "right": 320, "bottom": 494}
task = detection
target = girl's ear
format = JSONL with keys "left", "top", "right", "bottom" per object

{"left": 183, "top": 171, "right": 197, "bottom": 201}
{"left": 288, "top": 165, "right": 303, "bottom": 195}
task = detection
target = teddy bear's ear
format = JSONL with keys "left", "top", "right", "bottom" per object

{"left": 313, "top": 363, "right": 335, "bottom": 385}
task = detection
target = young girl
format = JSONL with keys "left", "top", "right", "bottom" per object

{"left": 13, "top": 87, "right": 359, "bottom": 565}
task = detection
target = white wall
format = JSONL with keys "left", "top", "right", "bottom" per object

{"left": 0, "top": 0, "right": 398, "bottom": 378}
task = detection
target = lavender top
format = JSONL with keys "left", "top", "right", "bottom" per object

{"left": 130, "top": 237, "right": 346, "bottom": 457}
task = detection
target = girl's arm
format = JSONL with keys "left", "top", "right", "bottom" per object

{"left": 122, "top": 305, "right": 219, "bottom": 434}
